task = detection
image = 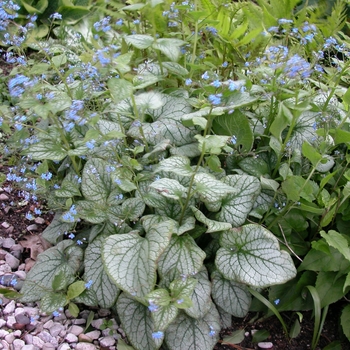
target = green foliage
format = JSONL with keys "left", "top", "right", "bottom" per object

{"left": 2, "top": 0, "right": 350, "bottom": 348}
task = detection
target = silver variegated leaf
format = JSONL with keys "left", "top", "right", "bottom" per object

{"left": 117, "top": 292, "right": 161, "bottom": 350}
{"left": 155, "top": 156, "right": 193, "bottom": 177}
{"left": 84, "top": 236, "right": 119, "bottom": 308}
{"left": 215, "top": 225, "right": 297, "bottom": 287}
{"left": 165, "top": 304, "right": 220, "bottom": 350}
{"left": 149, "top": 178, "right": 188, "bottom": 200}
{"left": 211, "top": 271, "right": 251, "bottom": 317}
{"left": 191, "top": 207, "right": 232, "bottom": 233}
{"left": 216, "top": 175, "right": 261, "bottom": 227}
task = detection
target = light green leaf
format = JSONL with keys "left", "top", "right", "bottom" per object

{"left": 41, "top": 292, "right": 66, "bottom": 314}
{"left": 23, "top": 141, "right": 67, "bottom": 161}
{"left": 165, "top": 304, "right": 220, "bottom": 350}
{"left": 170, "top": 278, "right": 197, "bottom": 299}
{"left": 343, "top": 272, "right": 350, "bottom": 294}
{"left": 150, "top": 178, "right": 188, "bottom": 200}
{"left": 150, "top": 302, "right": 179, "bottom": 331}
{"left": 341, "top": 304, "right": 350, "bottom": 341}
{"left": 68, "top": 302, "right": 79, "bottom": 317}
{"left": 282, "top": 176, "right": 316, "bottom": 202}
{"left": 96, "top": 119, "right": 123, "bottom": 136}
{"left": 155, "top": 156, "right": 193, "bottom": 177}
{"left": 216, "top": 175, "right": 261, "bottom": 227}
{"left": 103, "top": 221, "right": 173, "bottom": 298}
{"left": 117, "top": 293, "right": 160, "bottom": 350}
{"left": 158, "top": 234, "right": 205, "bottom": 279}
{"left": 125, "top": 34, "right": 154, "bottom": 49}
{"left": 215, "top": 225, "right": 297, "bottom": 287}
{"left": 20, "top": 241, "right": 83, "bottom": 302}
{"left": 82, "top": 158, "right": 115, "bottom": 202}
{"left": 239, "top": 157, "right": 269, "bottom": 177}
{"left": 211, "top": 271, "right": 251, "bottom": 317}
{"left": 302, "top": 141, "right": 322, "bottom": 166}
{"left": 84, "top": 236, "right": 119, "bottom": 308}
{"left": 121, "top": 198, "right": 146, "bottom": 221}
{"left": 191, "top": 207, "right": 232, "bottom": 233}
{"left": 320, "top": 230, "right": 350, "bottom": 262}
{"left": 185, "top": 268, "right": 212, "bottom": 319}
{"left": 195, "top": 135, "right": 230, "bottom": 154}
{"left": 52, "top": 54, "right": 67, "bottom": 67}
{"left": 222, "top": 330, "right": 245, "bottom": 345}
{"left": 77, "top": 200, "right": 107, "bottom": 223}
{"left": 108, "top": 78, "right": 133, "bottom": 104}
{"left": 135, "top": 91, "right": 165, "bottom": 110}
{"left": 67, "top": 281, "right": 86, "bottom": 300}
{"left": 117, "top": 339, "right": 136, "bottom": 350}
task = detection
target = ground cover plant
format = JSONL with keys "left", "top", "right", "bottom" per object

{"left": 1, "top": 0, "right": 350, "bottom": 348}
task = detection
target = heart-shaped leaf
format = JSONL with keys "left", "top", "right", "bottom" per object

{"left": 215, "top": 225, "right": 297, "bottom": 287}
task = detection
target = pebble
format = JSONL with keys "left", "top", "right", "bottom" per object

{"left": 258, "top": 342, "right": 274, "bottom": 349}
{"left": 0, "top": 240, "right": 124, "bottom": 350}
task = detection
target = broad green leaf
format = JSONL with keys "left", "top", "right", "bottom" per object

{"left": 55, "top": 179, "right": 81, "bottom": 198}
{"left": 195, "top": 135, "right": 230, "bottom": 154}
{"left": 41, "top": 212, "right": 74, "bottom": 244}
{"left": 170, "top": 278, "right": 197, "bottom": 300}
{"left": 135, "top": 91, "right": 165, "bottom": 110}
{"left": 20, "top": 241, "right": 83, "bottom": 302}
{"left": 84, "top": 236, "right": 119, "bottom": 308}
{"left": 315, "top": 272, "right": 347, "bottom": 308}
{"left": 117, "top": 293, "right": 160, "bottom": 350}
{"left": 68, "top": 302, "right": 79, "bottom": 317}
{"left": 299, "top": 247, "right": 350, "bottom": 272}
{"left": 82, "top": 158, "right": 115, "bottom": 202}
{"left": 155, "top": 156, "right": 193, "bottom": 177}
{"left": 151, "top": 304, "right": 179, "bottom": 331}
{"left": 96, "top": 120, "right": 123, "bottom": 136}
{"left": 152, "top": 38, "right": 186, "bottom": 61}
{"left": 216, "top": 175, "right": 261, "bottom": 227}
{"left": 103, "top": 221, "right": 173, "bottom": 298}
{"left": 239, "top": 157, "right": 269, "bottom": 177}
{"left": 67, "top": 281, "right": 86, "bottom": 300}
{"left": 158, "top": 235, "right": 206, "bottom": 278}
{"left": 185, "top": 268, "right": 212, "bottom": 319}
{"left": 117, "top": 339, "right": 135, "bottom": 350}
{"left": 216, "top": 225, "right": 297, "bottom": 287}
{"left": 125, "top": 34, "right": 154, "bottom": 49}
{"left": 344, "top": 272, "right": 350, "bottom": 293}
{"left": 149, "top": 178, "right": 188, "bottom": 200}
{"left": 222, "top": 329, "right": 245, "bottom": 345}
{"left": 302, "top": 141, "right": 322, "bottom": 166}
{"left": 108, "top": 78, "right": 133, "bottom": 104}
{"left": 40, "top": 292, "right": 66, "bottom": 314}
{"left": 211, "top": 271, "right": 251, "bottom": 317}
{"left": 23, "top": 141, "right": 67, "bottom": 161}
{"left": 282, "top": 176, "right": 316, "bottom": 202}
{"left": 289, "top": 111, "right": 317, "bottom": 151}
{"left": 212, "top": 110, "right": 254, "bottom": 152}
{"left": 320, "top": 230, "right": 350, "bottom": 261}
{"left": 165, "top": 304, "right": 220, "bottom": 350}
{"left": 191, "top": 207, "right": 231, "bottom": 233}
{"left": 52, "top": 54, "right": 67, "bottom": 67}
{"left": 341, "top": 304, "right": 350, "bottom": 341}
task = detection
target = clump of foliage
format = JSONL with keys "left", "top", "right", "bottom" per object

{"left": 1, "top": 0, "right": 350, "bottom": 348}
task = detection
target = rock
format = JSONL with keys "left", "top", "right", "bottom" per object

{"left": 14, "top": 270, "right": 26, "bottom": 279}
{"left": 91, "top": 319, "right": 103, "bottom": 329}
{"left": 99, "top": 336, "right": 116, "bottom": 347}
{"left": 258, "top": 342, "right": 274, "bottom": 349}
{"left": 5, "top": 253, "right": 20, "bottom": 269}
{"left": 84, "top": 330, "right": 100, "bottom": 340}
{"left": 75, "top": 343, "right": 98, "bottom": 350}
{"left": 97, "top": 309, "right": 110, "bottom": 317}
{"left": 3, "top": 300, "right": 16, "bottom": 315}
{"left": 4, "top": 334, "right": 15, "bottom": 345}
{"left": 0, "top": 194, "right": 9, "bottom": 200}
{"left": 0, "top": 263, "right": 11, "bottom": 274}
{"left": 42, "top": 343, "right": 56, "bottom": 350}
{"left": 0, "top": 330, "right": 9, "bottom": 338}
{"left": 32, "top": 336, "right": 45, "bottom": 348}
{"left": 6, "top": 316, "right": 17, "bottom": 329}
{"left": 1, "top": 221, "right": 10, "bottom": 228}
{"left": 0, "top": 320, "right": 6, "bottom": 328}
{"left": 34, "top": 217, "right": 46, "bottom": 225}
{"left": 68, "top": 325, "right": 84, "bottom": 336}
{"left": 37, "top": 330, "right": 53, "bottom": 343}
{"left": 49, "top": 323, "right": 65, "bottom": 337}
{"left": 43, "top": 320, "right": 54, "bottom": 329}
{"left": 0, "top": 248, "right": 8, "bottom": 259}
{"left": 27, "top": 224, "right": 38, "bottom": 231}
{"left": 13, "top": 339, "right": 25, "bottom": 350}
{"left": 24, "top": 334, "right": 33, "bottom": 344}
{"left": 0, "top": 339, "right": 10, "bottom": 350}
{"left": 2, "top": 238, "right": 15, "bottom": 249}
{"left": 65, "top": 333, "right": 78, "bottom": 343}
{"left": 22, "top": 345, "right": 40, "bottom": 350}
{"left": 15, "top": 313, "right": 30, "bottom": 325}
{"left": 72, "top": 318, "right": 86, "bottom": 325}
{"left": 57, "top": 343, "right": 71, "bottom": 350}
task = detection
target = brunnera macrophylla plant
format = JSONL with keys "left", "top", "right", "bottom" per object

{"left": 2, "top": 0, "right": 350, "bottom": 348}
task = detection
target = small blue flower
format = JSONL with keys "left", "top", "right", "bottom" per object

{"left": 209, "top": 325, "right": 216, "bottom": 337}
{"left": 25, "top": 212, "right": 34, "bottom": 220}
{"left": 274, "top": 299, "right": 280, "bottom": 305}
{"left": 185, "top": 78, "right": 192, "bottom": 86}
{"left": 50, "top": 13, "right": 62, "bottom": 20}
{"left": 116, "top": 19, "right": 123, "bottom": 26}
{"left": 208, "top": 93, "right": 222, "bottom": 105}
{"left": 230, "top": 135, "right": 237, "bottom": 145}
{"left": 148, "top": 300, "right": 159, "bottom": 312}
{"left": 34, "top": 208, "right": 42, "bottom": 215}
{"left": 222, "top": 61, "right": 228, "bottom": 68}
{"left": 52, "top": 310, "right": 60, "bottom": 317}
{"left": 86, "top": 140, "right": 96, "bottom": 150}
{"left": 115, "top": 179, "right": 122, "bottom": 185}
{"left": 177, "top": 299, "right": 184, "bottom": 304}
{"left": 152, "top": 331, "right": 164, "bottom": 339}
{"left": 133, "top": 19, "right": 140, "bottom": 25}
{"left": 85, "top": 280, "right": 93, "bottom": 289}
{"left": 69, "top": 233, "right": 75, "bottom": 239}
{"left": 41, "top": 172, "right": 53, "bottom": 181}
{"left": 201, "top": 71, "right": 209, "bottom": 80}
{"left": 211, "top": 80, "right": 221, "bottom": 88}
{"left": 77, "top": 240, "right": 83, "bottom": 245}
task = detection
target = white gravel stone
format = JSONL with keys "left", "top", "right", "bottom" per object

{"left": 65, "top": 333, "right": 78, "bottom": 343}
{"left": 50, "top": 323, "right": 65, "bottom": 337}
{"left": 0, "top": 321, "right": 5, "bottom": 329}
{"left": 68, "top": 325, "right": 84, "bottom": 336}
{"left": 43, "top": 320, "right": 54, "bottom": 329}
{"left": 99, "top": 336, "right": 116, "bottom": 347}
{"left": 14, "top": 270, "right": 26, "bottom": 279}
{"left": 75, "top": 343, "right": 98, "bottom": 350}
{"left": 14, "top": 307, "right": 25, "bottom": 316}
{"left": 2, "top": 238, "right": 15, "bottom": 249}
{"left": 0, "top": 339, "right": 10, "bottom": 350}
{"left": 32, "top": 335, "right": 45, "bottom": 348}
{"left": 0, "top": 331, "right": 9, "bottom": 339}
{"left": 5, "top": 253, "right": 20, "bottom": 269}
{"left": 22, "top": 345, "right": 40, "bottom": 350}
{"left": 42, "top": 343, "right": 56, "bottom": 350}
{"left": 90, "top": 319, "right": 103, "bottom": 329}
{"left": 6, "top": 315, "right": 16, "bottom": 328}
{"left": 24, "top": 334, "right": 33, "bottom": 344}
{"left": 13, "top": 338, "right": 25, "bottom": 350}
{"left": 84, "top": 330, "right": 100, "bottom": 340}
{"left": 4, "top": 334, "right": 15, "bottom": 344}
{"left": 72, "top": 319, "right": 86, "bottom": 325}
{"left": 57, "top": 343, "right": 71, "bottom": 350}
{"left": 0, "top": 263, "right": 11, "bottom": 274}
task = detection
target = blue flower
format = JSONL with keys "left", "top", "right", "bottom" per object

{"left": 230, "top": 135, "right": 237, "bottom": 145}
{"left": 208, "top": 94, "right": 222, "bottom": 105}
{"left": 278, "top": 18, "right": 293, "bottom": 25}
{"left": 69, "top": 233, "right": 75, "bottom": 239}
{"left": 209, "top": 325, "right": 216, "bottom": 337}
{"left": 185, "top": 78, "right": 192, "bottom": 86}
{"left": 41, "top": 172, "right": 53, "bottom": 181}
{"left": 211, "top": 80, "right": 221, "bottom": 88}
{"left": 86, "top": 140, "right": 96, "bottom": 150}
{"left": 116, "top": 19, "right": 123, "bottom": 26}
{"left": 77, "top": 240, "right": 83, "bottom": 245}
{"left": 50, "top": 13, "right": 62, "bottom": 20}
{"left": 34, "top": 208, "right": 42, "bottom": 215}
{"left": 133, "top": 19, "right": 140, "bottom": 25}
{"left": 201, "top": 71, "right": 209, "bottom": 80}
{"left": 152, "top": 331, "right": 164, "bottom": 339}
{"left": 25, "top": 212, "right": 34, "bottom": 220}
{"left": 148, "top": 300, "right": 159, "bottom": 312}
{"left": 85, "top": 280, "right": 93, "bottom": 289}
{"left": 52, "top": 311, "right": 60, "bottom": 317}
{"left": 274, "top": 299, "right": 280, "bottom": 305}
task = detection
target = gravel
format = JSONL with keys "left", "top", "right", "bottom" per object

{"left": 0, "top": 237, "right": 125, "bottom": 350}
